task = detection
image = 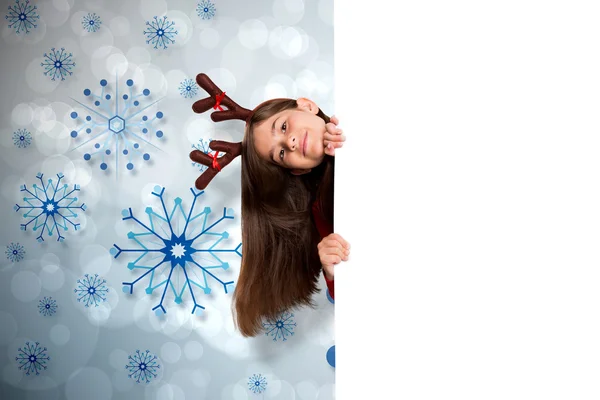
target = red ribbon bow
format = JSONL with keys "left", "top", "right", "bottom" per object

{"left": 213, "top": 92, "right": 226, "bottom": 111}
{"left": 209, "top": 151, "right": 221, "bottom": 171}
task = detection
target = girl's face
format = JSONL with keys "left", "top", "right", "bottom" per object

{"left": 252, "top": 98, "right": 326, "bottom": 175}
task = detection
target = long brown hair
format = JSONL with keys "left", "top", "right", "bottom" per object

{"left": 232, "top": 99, "right": 334, "bottom": 337}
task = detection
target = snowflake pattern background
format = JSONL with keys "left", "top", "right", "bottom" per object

{"left": 16, "top": 342, "right": 50, "bottom": 376}
{"left": 143, "top": 16, "right": 177, "bottom": 49}
{"left": 248, "top": 374, "right": 268, "bottom": 394}
{"left": 41, "top": 48, "right": 75, "bottom": 81}
{"left": 5, "top": 0, "right": 39, "bottom": 34}
{"left": 14, "top": 172, "right": 87, "bottom": 242}
{"left": 74, "top": 273, "right": 109, "bottom": 307}
{"left": 197, "top": 0, "right": 216, "bottom": 20}
{"left": 38, "top": 296, "right": 57, "bottom": 316}
{"left": 12, "top": 128, "right": 32, "bottom": 148}
{"left": 111, "top": 185, "right": 242, "bottom": 316}
{"left": 125, "top": 350, "right": 161, "bottom": 384}
{"left": 69, "top": 77, "right": 165, "bottom": 175}
{"left": 178, "top": 78, "right": 199, "bottom": 99}
{"left": 191, "top": 138, "right": 216, "bottom": 173}
{"left": 5, "top": 242, "right": 25, "bottom": 262}
{"left": 82, "top": 12, "right": 101, "bottom": 33}
{"left": 263, "top": 311, "right": 297, "bottom": 341}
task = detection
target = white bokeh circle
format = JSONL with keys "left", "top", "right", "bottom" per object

{"left": 49, "top": 324, "right": 71, "bottom": 346}
{"left": 39, "top": 264, "right": 65, "bottom": 292}
{"left": 238, "top": 20, "right": 268, "bottom": 50}
{"left": 12, "top": 103, "right": 34, "bottom": 126}
{"left": 65, "top": 367, "right": 113, "bottom": 400}
{"left": 11, "top": 271, "right": 41, "bottom": 302}
{"left": 199, "top": 27, "right": 219, "bottom": 49}
{"left": 272, "top": 0, "right": 305, "bottom": 25}
{"left": 110, "top": 16, "right": 131, "bottom": 37}
{"left": 160, "top": 342, "right": 182, "bottom": 364}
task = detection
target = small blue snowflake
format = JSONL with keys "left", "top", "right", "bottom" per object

{"left": 263, "top": 311, "right": 296, "bottom": 341}
{"left": 191, "top": 138, "right": 216, "bottom": 173}
{"left": 38, "top": 296, "right": 57, "bottom": 317}
{"left": 82, "top": 12, "right": 101, "bottom": 33}
{"left": 126, "top": 350, "right": 160, "bottom": 384}
{"left": 41, "top": 47, "right": 75, "bottom": 81}
{"left": 144, "top": 16, "right": 177, "bottom": 50}
{"left": 16, "top": 341, "right": 50, "bottom": 376}
{"left": 111, "top": 185, "right": 242, "bottom": 316}
{"left": 14, "top": 172, "right": 87, "bottom": 243}
{"left": 74, "top": 273, "right": 108, "bottom": 307}
{"left": 179, "top": 78, "right": 199, "bottom": 99}
{"left": 13, "top": 128, "right": 32, "bottom": 148}
{"left": 69, "top": 77, "right": 165, "bottom": 176}
{"left": 248, "top": 374, "right": 267, "bottom": 394}
{"left": 196, "top": 1, "right": 216, "bottom": 20}
{"left": 5, "top": 242, "right": 25, "bottom": 262}
{"left": 5, "top": 0, "right": 39, "bottom": 35}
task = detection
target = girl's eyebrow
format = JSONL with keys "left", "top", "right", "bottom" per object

{"left": 269, "top": 116, "right": 279, "bottom": 162}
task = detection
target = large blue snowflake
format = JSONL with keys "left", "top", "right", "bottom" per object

{"left": 69, "top": 77, "right": 165, "bottom": 175}
{"left": 5, "top": 242, "right": 25, "bottom": 262}
{"left": 38, "top": 296, "right": 57, "bottom": 316}
{"left": 248, "top": 374, "right": 268, "bottom": 394}
{"left": 41, "top": 48, "right": 75, "bottom": 81}
{"left": 144, "top": 16, "right": 177, "bottom": 49}
{"left": 196, "top": 1, "right": 216, "bottom": 20}
{"left": 191, "top": 138, "right": 216, "bottom": 173}
{"left": 16, "top": 341, "right": 50, "bottom": 376}
{"left": 179, "top": 78, "right": 199, "bottom": 99}
{"left": 263, "top": 311, "right": 296, "bottom": 341}
{"left": 75, "top": 273, "right": 109, "bottom": 307}
{"left": 5, "top": 0, "right": 39, "bottom": 34}
{"left": 126, "top": 350, "right": 160, "bottom": 384}
{"left": 13, "top": 128, "right": 32, "bottom": 148}
{"left": 82, "top": 12, "right": 101, "bottom": 33}
{"left": 111, "top": 185, "right": 242, "bottom": 316}
{"left": 14, "top": 173, "right": 87, "bottom": 243}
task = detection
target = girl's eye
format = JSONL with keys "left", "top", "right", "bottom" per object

{"left": 282, "top": 122, "right": 287, "bottom": 132}
{"left": 279, "top": 149, "right": 285, "bottom": 160}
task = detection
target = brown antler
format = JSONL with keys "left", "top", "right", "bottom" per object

{"left": 190, "top": 73, "right": 251, "bottom": 190}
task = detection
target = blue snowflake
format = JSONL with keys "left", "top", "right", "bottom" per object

{"left": 41, "top": 48, "right": 75, "bottom": 81}
{"left": 13, "top": 128, "right": 32, "bottom": 148}
{"left": 16, "top": 341, "right": 50, "bottom": 376}
{"left": 82, "top": 12, "right": 101, "bottom": 33}
{"left": 5, "top": 242, "right": 25, "bottom": 262}
{"left": 143, "top": 16, "right": 177, "bottom": 49}
{"left": 179, "top": 78, "right": 199, "bottom": 99}
{"left": 14, "top": 173, "right": 87, "bottom": 243}
{"left": 248, "top": 374, "right": 268, "bottom": 394}
{"left": 38, "top": 296, "right": 57, "bottom": 316}
{"left": 126, "top": 350, "right": 160, "bottom": 384}
{"left": 196, "top": 1, "right": 216, "bottom": 20}
{"left": 263, "top": 311, "right": 296, "bottom": 341}
{"left": 111, "top": 185, "right": 242, "bottom": 316}
{"left": 69, "top": 77, "right": 165, "bottom": 175}
{"left": 191, "top": 138, "right": 216, "bottom": 173}
{"left": 5, "top": 0, "right": 39, "bottom": 34}
{"left": 74, "top": 273, "right": 108, "bottom": 307}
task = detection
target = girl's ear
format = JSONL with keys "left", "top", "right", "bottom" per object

{"left": 296, "top": 98, "right": 319, "bottom": 114}
{"left": 290, "top": 168, "right": 312, "bottom": 176}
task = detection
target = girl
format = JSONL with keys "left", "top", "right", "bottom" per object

{"left": 189, "top": 74, "right": 350, "bottom": 337}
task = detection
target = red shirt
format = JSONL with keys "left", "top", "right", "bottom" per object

{"left": 312, "top": 201, "right": 335, "bottom": 300}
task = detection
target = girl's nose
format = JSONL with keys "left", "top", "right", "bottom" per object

{"left": 286, "top": 135, "right": 297, "bottom": 151}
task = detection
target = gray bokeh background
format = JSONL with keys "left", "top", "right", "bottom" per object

{"left": 0, "top": 0, "right": 335, "bottom": 398}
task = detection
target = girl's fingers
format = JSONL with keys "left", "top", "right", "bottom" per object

{"left": 330, "top": 115, "right": 339, "bottom": 125}
{"left": 324, "top": 141, "right": 344, "bottom": 149}
{"left": 324, "top": 128, "right": 344, "bottom": 138}
{"left": 321, "top": 254, "right": 342, "bottom": 266}
{"left": 324, "top": 143, "right": 334, "bottom": 156}
{"left": 328, "top": 233, "right": 350, "bottom": 249}
{"left": 324, "top": 132, "right": 346, "bottom": 142}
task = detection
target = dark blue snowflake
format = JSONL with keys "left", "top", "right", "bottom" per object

{"left": 13, "top": 128, "right": 32, "bottom": 148}
{"left": 41, "top": 48, "right": 75, "bottom": 81}
{"left": 126, "top": 350, "right": 160, "bottom": 384}
{"left": 248, "top": 374, "right": 267, "bottom": 394}
{"left": 5, "top": 242, "right": 25, "bottom": 262}
{"left": 69, "top": 77, "right": 165, "bottom": 176}
{"left": 5, "top": 0, "right": 39, "bottom": 34}
{"left": 191, "top": 138, "right": 216, "bottom": 173}
{"left": 179, "top": 78, "right": 199, "bottom": 99}
{"left": 74, "top": 273, "right": 108, "bottom": 307}
{"left": 196, "top": 1, "right": 216, "bottom": 20}
{"left": 143, "top": 16, "right": 177, "bottom": 49}
{"left": 16, "top": 341, "right": 50, "bottom": 376}
{"left": 14, "top": 173, "right": 87, "bottom": 243}
{"left": 38, "top": 296, "right": 57, "bottom": 316}
{"left": 262, "top": 311, "right": 296, "bottom": 341}
{"left": 111, "top": 185, "right": 242, "bottom": 316}
{"left": 82, "top": 12, "right": 101, "bottom": 33}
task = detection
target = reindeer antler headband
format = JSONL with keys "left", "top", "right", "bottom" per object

{"left": 189, "top": 73, "right": 257, "bottom": 190}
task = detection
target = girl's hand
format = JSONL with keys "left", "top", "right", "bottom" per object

{"left": 318, "top": 233, "right": 350, "bottom": 280}
{"left": 324, "top": 115, "right": 346, "bottom": 156}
